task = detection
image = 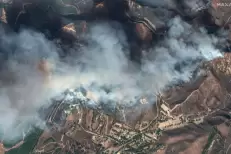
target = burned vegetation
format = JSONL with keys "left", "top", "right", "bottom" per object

{"left": 1, "top": 0, "right": 231, "bottom": 154}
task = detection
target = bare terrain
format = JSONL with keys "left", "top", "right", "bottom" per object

{"left": 1, "top": 0, "right": 231, "bottom": 154}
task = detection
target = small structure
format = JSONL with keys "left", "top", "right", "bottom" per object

{"left": 158, "top": 117, "right": 186, "bottom": 130}
{"left": 160, "top": 100, "right": 174, "bottom": 118}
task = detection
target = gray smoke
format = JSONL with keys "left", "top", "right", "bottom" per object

{"left": 141, "top": 16, "right": 222, "bottom": 90}
{"left": 0, "top": 16, "right": 223, "bottom": 142}
{"left": 136, "top": 0, "right": 178, "bottom": 9}
{"left": 0, "top": 27, "right": 59, "bottom": 142}
{"left": 136, "top": 0, "right": 207, "bottom": 16}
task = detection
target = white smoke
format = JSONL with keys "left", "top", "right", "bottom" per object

{"left": 141, "top": 16, "right": 222, "bottom": 91}
{"left": 0, "top": 16, "right": 224, "bottom": 142}
{"left": 136, "top": 0, "right": 178, "bottom": 9}
{"left": 0, "top": 27, "right": 59, "bottom": 142}
{"left": 136, "top": 0, "right": 207, "bottom": 15}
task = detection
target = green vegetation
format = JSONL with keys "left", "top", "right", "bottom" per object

{"left": 155, "top": 128, "right": 162, "bottom": 136}
{"left": 6, "top": 128, "right": 43, "bottom": 154}
{"left": 202, "top": 127, "right": 218, "bottom": 154}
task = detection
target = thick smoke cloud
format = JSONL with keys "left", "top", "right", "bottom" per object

{"left": 136, "top": 0, "right": 178, "bottom": 9}
{"left": 136, "top": 0, "right": 207, "bottom": 16}
{"left": 0, "top": 16, "right": 223, "bottom": 142}
{"left": 0, "top": 28, "right": 68, "bottom": 142}
{"left": 0, "top": 27, "right": 60, "bottom": 142}
{"left": 141, "top": 16, "right": 222, "bottom": 90}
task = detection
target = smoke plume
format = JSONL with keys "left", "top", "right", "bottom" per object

{"left": 0, "top": 16, "right": 223, "bottom": 142}
{"left": 136, "top": 0, "right": 207, "bottom": 16}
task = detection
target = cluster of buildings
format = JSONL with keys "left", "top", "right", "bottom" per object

{"left": 158, "top": 100, "right": 205, "bottom": 131}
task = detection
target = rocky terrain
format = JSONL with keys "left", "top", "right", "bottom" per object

{"left": 1, "top": 0, "right": 231, "bottom": 154}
